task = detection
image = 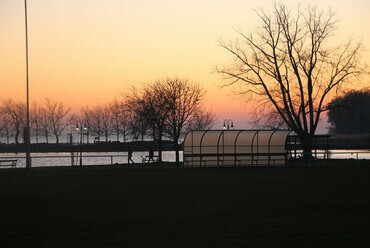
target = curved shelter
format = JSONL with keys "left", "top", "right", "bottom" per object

{"left": 183, "top": 130, "right": 291, "bottom": 167}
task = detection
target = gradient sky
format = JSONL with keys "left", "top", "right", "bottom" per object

{"left": 0, "top": 0, "right": 369, "bottom": 132}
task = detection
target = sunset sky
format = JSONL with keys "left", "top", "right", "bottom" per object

{"left": 0, "top": 0, "right": 369, "bottom": 132}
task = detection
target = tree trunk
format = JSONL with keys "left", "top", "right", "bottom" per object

{"left": 15, "top": 132, "right": 19, "bottom": 144}
{"left": 174, "top": 140, "right": 180, "bottom": 165}
{"left": 158, "top": 135, "right": 163, "bottom": 162}
{"left": 155, "top": 128, "right": 164, "bottom": 162}
{"left": 56, "top": 135, "right": 59, "bottom": 144}
{"left": 300, "top": 135, "right": 313, "bottom": 159}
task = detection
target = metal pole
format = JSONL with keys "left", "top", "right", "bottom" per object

{"left": 80, "top": 130, "right": 82, "bottom": 166}
{"left": 24, "top": 0, "right": 31, "bottom": 169}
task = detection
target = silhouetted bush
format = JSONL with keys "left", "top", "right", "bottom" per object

{"left": 328, "top": 89, "right": 370, "bottom": 134}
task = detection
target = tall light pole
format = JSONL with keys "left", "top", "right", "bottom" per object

{"left": 24, "top": 0, "right": 31, "bottom": 169}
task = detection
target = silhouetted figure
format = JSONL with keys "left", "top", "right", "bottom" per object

{"left": 128, "top": 146, "right": 134, "bottom": 164}
{"left": 148, "top": 147, "right": 155, "bottom": 163}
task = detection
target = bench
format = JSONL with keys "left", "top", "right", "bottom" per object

{"left": 141, "top": 156, "right": 159, "bottom": 163}
{"left": 0, "top": 159, "right": 17, "bottom": 168}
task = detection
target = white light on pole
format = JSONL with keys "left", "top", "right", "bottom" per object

{"left": 223, "top": 119, "right": 234, "bottom": 130}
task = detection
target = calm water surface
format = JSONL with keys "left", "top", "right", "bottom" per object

{"left": 0, "top": 151, "right": 183, "bottom": 168}
{"left": 0, "top": 150, "right": 369, "bottom": 168}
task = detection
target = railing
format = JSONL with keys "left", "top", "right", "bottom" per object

{"left": 0, "top": 154, "right": 129, "bottom": 168}
{"left": 288, "top": 151, "right": 370, "bottom": 160}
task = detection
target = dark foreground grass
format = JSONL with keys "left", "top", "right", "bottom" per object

{"left": 0, "top": 163, "right": 369, "bottom": 247}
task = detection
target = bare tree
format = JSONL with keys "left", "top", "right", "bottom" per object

{"left": 0, "top": 111, "right": 13, "bottom": 144}
{"left": 100, "top": 104, "right": 114, "bottom": 142}
{"left": 44, "top": 98, "right": 73, "bottom": 144}
{"left": 217, "top": 3, "right": 364, "bottom": 157}
{"left": 109, "top": 100, "right": 121, "bottom": 142}
{"left": 79, "top": 106, "right": 95, "bottom": 143}
{"left": 30, "top": 102, "right": 43, "bottom": 143}
{"left": 127, "top": 107, "right": 149, "bottom": 141}
{"left": 39, "top": 107, "right": 52, "bottom": 143}
{"left": 126, "top": 78, "right": 215, "bottom": 163}
{"left": 186, "top": 108, "right": 216, "bottom": 131}
{"left": 163, "top": 78, "right": 209, "bottom": 163}
{"left": 0, "top": 99, "right": 26, "bottom": 144}
{"left": 126, "top": 82, "right": 172, "bottom": 162}
{"left": 88, "top": 105, "right": 104, "bottom": 142}
{"left": 109, "top": 99, "right": 129, "bottom": 142}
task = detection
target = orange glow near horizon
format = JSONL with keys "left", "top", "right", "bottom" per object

{"left": 0, "top": 0, "right": 369, "bottom": 131}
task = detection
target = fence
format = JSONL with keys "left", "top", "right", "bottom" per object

{"left": 0, "top": 153, "right": 129, "bottom": 168}
{"left": 288, "top": 150, "right": 370, "bottom": 163}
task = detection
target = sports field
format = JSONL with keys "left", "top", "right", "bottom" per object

{"left": 0, "top": 163, "right": 369, "bottom": 247}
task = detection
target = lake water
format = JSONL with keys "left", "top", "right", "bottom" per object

{"left": 0, "top": 150, "right": 369, "bottom": 168}
{"left": 0, "top": 151, "right": 183, "bottom": 168}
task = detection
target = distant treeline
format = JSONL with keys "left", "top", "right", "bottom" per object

{"left": 0, "top": 78, "right": 215, "bottom": 162}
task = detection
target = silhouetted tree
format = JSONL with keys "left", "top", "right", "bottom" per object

{"left": 186, "top": 108, "right": 216, "bottom": 131}
{"left": 109, "top": 99, "right": 129, "bottom": 142}
{"left": 0, "top": 99, "right": 26, "bottom": 144}
{"left": 88, "top": 105, "right": 104, "bottom": 142}
{"left": 100, "top": 105, "right": 114, "bottom": 142}
{"left": 30, "top": 102, "right": 43, "bottom": 143}
{"left": 0, "top": 111, "right": 13, "bottom": 144}
{"left": 126, "top": 78, "right": 216, "bottom": 163}
{"left": 44, "top": 98, "right": 73, "bottom": 144}
{"left": 127, "top": 108, "right": 149, "bottom": 141}
{"left": 79, "top": 106, "right": 94, "bottom": 143}
{"left": 126, "top": 81, "right": 172, "bottom": 162}
{"left": 217, "top": 3, "right": 364, "bottom": 158}
{"left": 163, "top": 78, "right": 210, "bottom": 163}
{"left": 327, "top": 89, "right": 370, "bottom": 134}
{"left": 38, "top": 106, "right": 52, "bottom": 143}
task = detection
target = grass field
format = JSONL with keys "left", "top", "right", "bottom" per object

{"left": 0, "top": 163, "right": 369, "bottom": 247}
